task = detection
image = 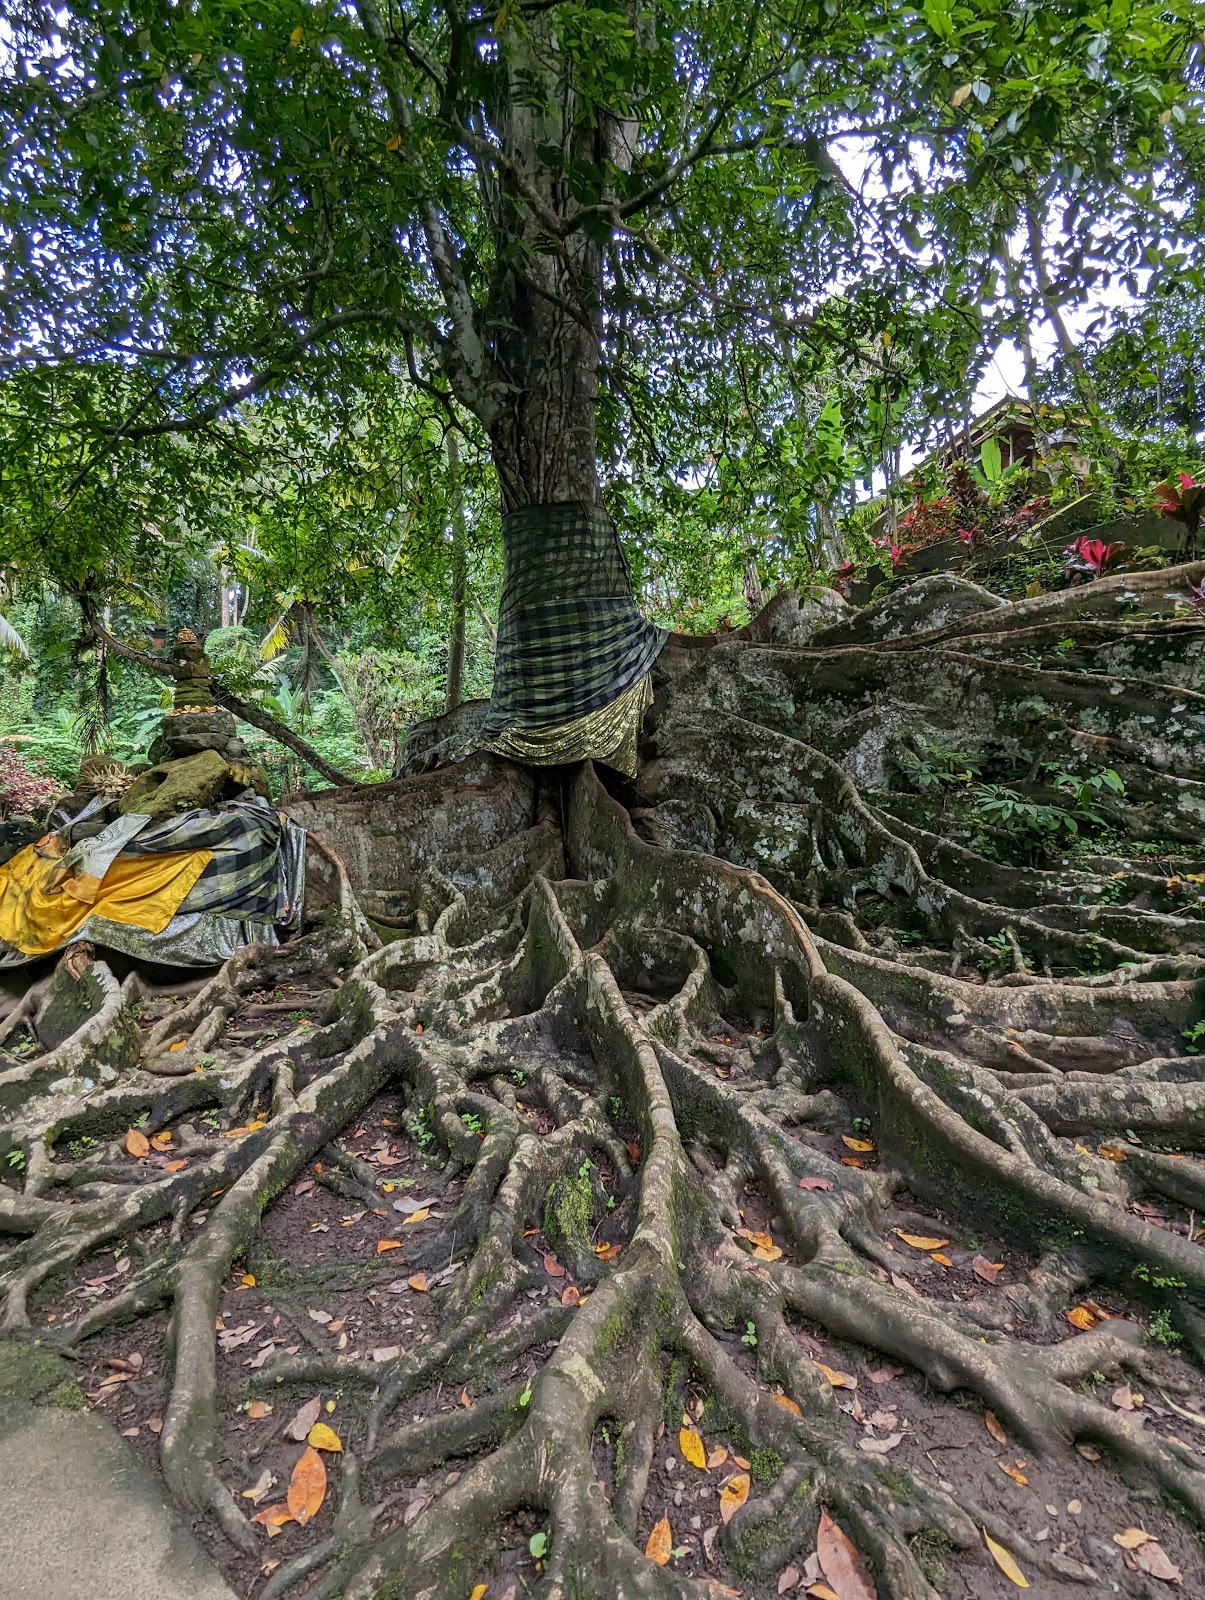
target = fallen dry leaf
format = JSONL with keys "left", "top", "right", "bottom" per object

{"left": 241, "top": 1468, "right": 273, "bottom": 1504}
{"left": 401, "top": 1207, "right": 430, "bottom": 1225}
{"left": 284, "top": 1397, "right": 322, "bottom": 1442}
{"left": 1134, "top": 1541, "right": 1182, "bottom": 1583}
{"left": 165, "top": 1159, "right": 187, "bottom": 1172}
{"left": 1114, "top": 1528, "right": 1153, "bottom": 1549}
{"left": 125, "top": 1128, "right": 150, "bottom": 1158}
{"left": 246, "top": 1401, "right": 272, "bottom": 1421}
{"left": 594, "top": 1242, "right": 622, "bottom": 1262}
{"left": 772, "top": 1393, "right": 802, "bottom": 1418}
{"left": 407, "top": 1273, "right": 429, "bottom": 1292}
{"left": 735, "top": 1227, "right": 774, "bottom": 1250}
{"left": 250, "top": 1502, "right": 295, "bottom": 1536}
{"left": 894, "top": 1229, "right": 949, "bottom": 1251}
{"left": 1066, "top": 1305, "right": 1098, "bottom": 1331}
{"left": 998, "top": 1459, "right": 1028, "bottom": 1486}
{"left": 560, "top": 1285, "right": 583, "bottom": 1307}
{"left": 805, "top": 1586, "right": 843, "bottom": 1600}
{"left": 470, "top": 1586, "right": 488, "bottom": 1600}
{"left": 983, "top": 1529, "right": 1029, "bottom": 1588}
{"left": 542, "top": 1253, "right": 566, "bottom": 1278}
{"left": 1098, "top": 1144, "right": 1128, "bottom": 1162}
{"left": 680, "top": 1426, "right": 708, "bottom": 1469}
{"left": 377, "top": 1239, "right": 403, "bottom": 1254}
{"left": 840, "top": 1155, "right": 866, "bottom": 1168}
{"left": 719, "top": 1472, "right": 750, "bottom": 1525}
{"left": 1112, "top": 1385, "right": 1141, "bottom": 1411}
{"left": 287, "top": 1446, "right": 327, "bottom": 1525}
{"left": 307, "top": 1422, "right": 342, "bottom": 1452}
{"left": 646, "top": 1515, "right": 673, "bottom": 1565}
{"left": 798, "top": 1177, "right": 832, "bottom": 1191}
{"left": 371, "top": 1345, "right": 400, "bottom": 1362}
{"left": 778, "top": 1567, "right": 800, "bottom": 1595}
{"left": 867, "top": 1365, "right": 903, "bottom": 1384}
{"left": 971, "top": 1255, "right": 1003, "bottom": 1284}
{"left": 754, "top": 1243, "right": 784, "bottom": 1262}
{"left": 930, "top": 1251, "right": 953, "bottom": 1267}
{"left": 813, "top": 1360, "right": 856, "bottom": 1389}
{"left": 403, "top": 1492, "right": 432, "bottom": 1525}
{"left": 841, "top": 1135, "right": 875, "bottom": 1152}
{"left": 1076, "top": 1443, "right": 1101, "bottom": 1461}
{"left": 858, "top": 1432, "right": 903, "bottom": 1455}
{"left": 816, "top": 1508, "right": 875, "bottom": 1600}
{"left": 985, "top": 1411, "right": 1007, "bottom": 1445}
{"left": 706, "top": 1445, "right": 728, "bottom": 1469}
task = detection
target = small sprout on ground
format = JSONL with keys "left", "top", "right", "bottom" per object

{"left": 519, "top": 1378, "right": 533, "bottom": 1406}
{"left": 1148, "top": 1309, "right": 1183, "bottom": 1348}
{"left": 741, "top": 1321, "right": 757, "bottom": 1348}
{"left": 528, "top": 1530, "right": 549, "bottom": 1561}
{"left": 6, "top": 1149, "right": 25, "bottom": 1170}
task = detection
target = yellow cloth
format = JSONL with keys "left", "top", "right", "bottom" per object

{"left": 480, "top": 672, "right": 652, "bottom": 777}
{"left": 0, "top": 841, "right": 213, "bottom": 956}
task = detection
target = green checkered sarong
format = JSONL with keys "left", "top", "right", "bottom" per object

{"left": 480, "top": 502, "right": 667, "bottom": 735}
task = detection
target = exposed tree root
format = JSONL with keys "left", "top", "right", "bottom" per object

{"left": 3, "top": 566, "right": 1205, "bottom": 1597}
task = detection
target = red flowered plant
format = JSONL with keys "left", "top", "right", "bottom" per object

{"left": 1062, "top": 537, "right": 1128, "bottom": 582}
{"left": 0, "top": 743, "right": 63, "bottom": 821}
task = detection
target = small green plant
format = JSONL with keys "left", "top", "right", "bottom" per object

{"left": 609, "top": 1095, "right": 624, "bottom": 1116}
{"left": 409, "top": 1107, "right": 435, "bottom": 1148}
{"left": 1182, "top": 1020, "right": 1205, "bottom": 1055}
{"left": 5, "top": 1149, "right": 25, "bottom": 1170}
{"left": 66, "top": 1134, "right": 98, "bottom": 1160}
{"left": 201, "top": 1109, "right": 222, "bottom": 1133}
{"left": 852, "top": 1116, "right": 872, "bottom": 1134}
{"left": 741, "top": 1321, "right": 758, "bottom": 1348}
{"left": 1149, "top": 1308, "right": 1183, "bottom": 1349}
{"left": 1046, "top": 765, "right": 1126, "bottom": 822}
{"left": 528, "top": 1530, "right": 549, "bottom": 1561}
{"left": 511, "top": 1069, "right": 526, "bottom": 1087}
{"left": 519, "top": 1377, "right": 533, "bottom": 1406}
{"left": 897, "top": 738, "right": 982, "bottom": 794}
{"left": 460, "top": 1111, "right": 483, "bottom": 1136}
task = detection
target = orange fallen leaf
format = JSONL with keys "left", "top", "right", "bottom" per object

{"left": 732, "top": 1453, "right": 751, "bottom": 1470}
{"left": 470, "top": 1586, "right": 488, "bottom": 1600}
{"left": 125, "top": 1129, "right": 150, "bottom": 1158}
{"left": 706, "top": 1445, "right": 728, "bottom": 1469}
{"left": 250, "top": 1502, "right": 295, "bottom": 1535}
{"left": 542, "top": 1253, "right": 566, "bottom": 1278}
{"left": 1114, "top": 1528, "right": 1154, "bottom": 1549}
{"left": 407, "top": 1273, "right": 429, "bottom": 1292}
{"left": 414, "top": 1022, "right": 424, "bottom": 1033}
{"left": 401, "top": 1208, "right": 430, "bottom": 1226}
{"left": 594, "top": 1242, "right": 622, "bottom": 1262}
{"left": 816, "top": 1508, "right": 876, "bottom": 1600}
{"left": 307, "top": 1422, "right": 342, "bottom": 1452}
{"left": 247, "top": 1401, "right": 272, "bottom": 1420}
{"left": 805, "top": 1587, "right": 843, "bottom": 1600}
{"left": 150, "top": 1132, "right": 173, "bottom": 1151}
{"left": 772, "top": 1393, "right": 802, "bottom": 1418}
{"left": 560, "top": 1285, "right": 583, "bottom": 1306}
{"left": 1066, "top": 1305, "right": 1098, "bottom": 1331}
{"left": 984, "top": 1411, "right": 1007, "bottom": 1446}
{"left": 167, "top": 1040, "right": 186, "bottom": 1052}
{"left": 930, "top": 1252, "right": 953, "bottom": 1267}
{"left": 719, "top": 1472, "right": 750, "bottom": 1525}
{"left": 735, "top": 1227, "right": 773, "bottom": 1250}
{"left": 287, "top": 1446, "right": 327, "bottom": 1525}
{"left": 240, "top": 1274, "right": 256, "bottom": 1288}
{"left": 165, "top": 1159, "right": 187, "bottom": 1172}
{"left": 1098, "top": 1144, "right": 1128, "bottom": 1162}
{"left": 894, "top": 1229, "right": 949, "bottom": 1251}
{"left": 645, "top": 1514, "right": 672, "bottom": 1564}
{"left": 679, "top": 1426, "right": 707, "bottom": 1469}
{"left": 840, "top": 1156, "right": 866, "bottom": 1168}
{"left": 813, "top": 1360, "right": 856, "bottom": 1389}
{"left": 984, "top": 1529, "right": 1029, "bottom": 1588}
{"left": 625, "top": 1142, "right": 641, "bottom": 1162}
{"left": 841, "top": 1135, "right": 875, "bottom": 1152}
{"left": 998, "top": 1459, "right": 1028, "bottom": 1486}
{"left": 376, "top": 1239, "right": 403, "bottom": 1254}
{"left": 798, "top": 1177, "right": 832, "bottom": 1191}
{"left": 753, "top": 1243, "right": 783, "bottom": 1262}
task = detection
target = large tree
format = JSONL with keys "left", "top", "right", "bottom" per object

{"left": 4, "top": 6, "right": 1205, "bottom": 1600}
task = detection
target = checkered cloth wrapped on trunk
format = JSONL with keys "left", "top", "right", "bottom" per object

{"left": 480, "top": 502, "right": 667, "bottom": 736}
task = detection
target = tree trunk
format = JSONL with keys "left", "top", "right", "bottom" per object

{"left": 445, "top": 433, "right": 467, "bottom": 714}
